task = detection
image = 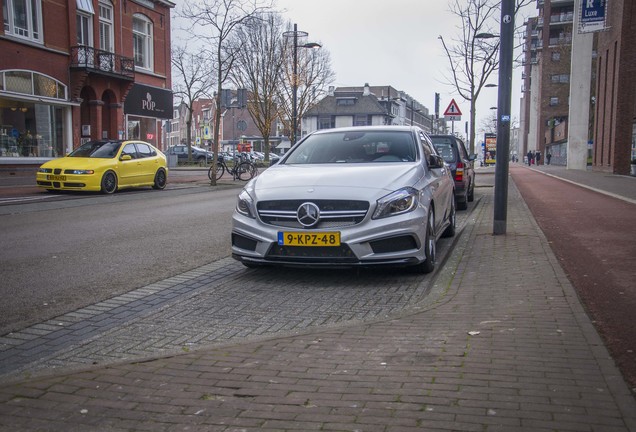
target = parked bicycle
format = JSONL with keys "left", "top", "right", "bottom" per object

{"left": 207, "top": 154, "right": 257, "bottom": 181}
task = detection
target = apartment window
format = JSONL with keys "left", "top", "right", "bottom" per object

{"left": 3, "top": 0, "right": 43, "bottom": 43}
{"left": 318, "top": 117, "right": 334, "bottom": 130}
{"left": 99, "top": 1, "right": 114, "bottom": 53}
{"left": 353, "top": 115, "right": 368, "bottom": 126}
{"left": 336, "top": 98, "right": 355, "bottom": 106}
{"left": 76, "top": 12, "right": 92, "bottom": 46}
{"left": 551, "top": 51, "right": 561, "bottom": 61}
{"left": 549, "top": 97, "right": 559, "bottom": 106}
{"left": 551, "top": 74, "right": 570, "bottom": 84}
{"left": 133, "top": 14, "right": 153, "bottom": 71}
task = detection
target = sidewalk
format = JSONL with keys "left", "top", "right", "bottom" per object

{"left": 1, "top": 170, "right": 635, "bottom": 431}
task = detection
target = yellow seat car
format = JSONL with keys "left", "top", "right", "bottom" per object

{"left": 36, "top": 140, "right": 168, "bottom": 194}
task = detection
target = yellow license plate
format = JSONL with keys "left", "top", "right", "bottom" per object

{"left": 278, "top": 231, "right": 341, "bottom": 247}
{"left": 47, "top": 175, "right": 66, "bottom": 181}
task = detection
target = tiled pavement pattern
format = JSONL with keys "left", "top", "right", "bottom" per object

{"left": 0, "top": 224, "right": 466, "bottom": 382}
{"left": 0, "top": 179, "right": 635, "bottom": 431}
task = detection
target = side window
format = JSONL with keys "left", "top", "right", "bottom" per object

{"left": 122, "top": 143, "right": 137, "bottom": 159}
{"left": 136, "top": 143, "right": 152, "bottom": 158}
{"left": 419, "top": 132, "right": 433, "bottom": 161}
{"left": 457, "top": 139, "right": 469, "bottom": 158}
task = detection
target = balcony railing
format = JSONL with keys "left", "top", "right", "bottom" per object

{"left": 70, "top": 46, "right": 134, "bottom": 79}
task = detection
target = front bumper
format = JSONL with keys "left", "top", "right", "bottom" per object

{"left": 231, "top": 208, "right": 428, "bottom": 269}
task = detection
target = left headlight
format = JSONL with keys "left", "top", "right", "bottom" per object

{"left": 236, "top": 189, "right": 256, "bottom": 219}
{"left": 373, "top": 187, "right": 419, "bottom": 219}
{"left": 66, "top": 169, "right": 95, "bottom": 175}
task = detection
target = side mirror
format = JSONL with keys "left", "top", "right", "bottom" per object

{"left": 120, "top": 154, "right": 132, "bottom": 161}
{"left": 428, "top": 154, "right": 444, "bottom": 169}
{"left": 468, "top": 153, "right": 477, "bottom": 161}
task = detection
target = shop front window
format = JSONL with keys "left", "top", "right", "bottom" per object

{"left": 0, "top": 103, "right": 64, "bottom": 158}
{"left": 127, "top": 116, "right": 157, "bottom": 147}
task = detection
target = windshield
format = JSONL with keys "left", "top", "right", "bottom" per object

{"left": 431, "top": 138, "right": 457, "bottom": 163}
{"left": 69, "top": 141, "right": 121, "bottom": 158}
{"left": 284, "top": 131, "right": 417, "bottom": 164}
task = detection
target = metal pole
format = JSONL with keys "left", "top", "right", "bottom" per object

{"left": 291, "top": 23, "right": 298, "bottom": 145}
{"left": 493, "top": 0, "right": 514, "bottom": 235}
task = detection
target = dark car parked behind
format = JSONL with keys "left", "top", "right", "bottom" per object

{"left": 430, "top": 135, "right": 476, "bottom": 210}
{"left": 166, "top": 145, "right": 214, "bottom": 165}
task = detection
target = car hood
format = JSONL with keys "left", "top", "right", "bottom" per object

{"left": 247, "top": 163, "right": 423, "bottom": 201}
{"left": 40, "top": 157, "right": 114, "bottom": 170}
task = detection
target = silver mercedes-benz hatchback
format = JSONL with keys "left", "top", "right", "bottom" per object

{"left": 231, "top": 126, "right": 456, "bottom": 273}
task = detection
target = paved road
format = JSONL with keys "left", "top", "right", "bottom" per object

{"left": 1, "top": 167, "right": 635, "bottom": 431}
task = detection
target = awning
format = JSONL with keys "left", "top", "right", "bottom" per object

{"left": 76, "top": 0, "right": 95, "bottom": 14}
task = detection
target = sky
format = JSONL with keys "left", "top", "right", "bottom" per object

{"left": 172, "top": 0, "right": 536, "bottom": 144}
{"left": 274, "top": 0, "right": 533, "bottom": 142}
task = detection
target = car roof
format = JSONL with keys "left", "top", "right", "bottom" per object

{"left": 310, "top": 125, "right": 423, "bottom": 136}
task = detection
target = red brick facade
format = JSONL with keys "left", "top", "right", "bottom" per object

{"left": 593, "top": 0, "right": 636, "bottom": 174}
{"left": 0, "top": 0, "right": 174, "bottom": 164}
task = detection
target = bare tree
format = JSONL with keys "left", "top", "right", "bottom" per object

{"left": 278, "top": 22, "right": 335, "bottom": 143}
{"left": 229, "top": 12, "right": 285, "bottom": 162}
{"left": 180, "top": 0, "right": 273, "bottom": 185}
{"left": 439, "top": 0, "right": 532, "bottom": 154}
{"left": 171, "top": 44, "right": 215, "bottom": 162}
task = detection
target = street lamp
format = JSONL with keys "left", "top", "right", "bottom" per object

{"left": 492, "top": 0, "right": 514, "bottom": 235}
{"left": 283, "top": 24, "right": 321, "bottom": 145}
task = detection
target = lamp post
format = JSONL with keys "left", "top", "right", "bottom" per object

{"left": 283, "top": 24, "right": 321, "bottom": 146}
{"left": 493, "top": 0, "right": 514, "bottom": 235}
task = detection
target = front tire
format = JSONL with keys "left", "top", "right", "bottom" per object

{"left": 100, "top": 171, "right": 117, "bottom": 194}
{"left": 213, "top": 162, "right": 225, "bottom": 180}
{"left": 414, "top": 209, "right": 436, "bottom": 274}
{"left": 236, "top": 162, "right": 254, "bottom": 181}
{"left": 152, "top": 168, "right": 167, "bottom": 190}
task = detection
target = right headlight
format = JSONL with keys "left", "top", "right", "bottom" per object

{"left": 236, "top": 189, "right": 256, "bottom": 219}
{"left": 372, "top": 187, "right": 419, "bottom": 219}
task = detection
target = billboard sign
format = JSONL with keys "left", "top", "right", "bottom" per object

{"left": 579, "top": 0, "right": 607, "bottom": 33}
{"left": 484, "top": 133, "right": 497, "bottom": 166}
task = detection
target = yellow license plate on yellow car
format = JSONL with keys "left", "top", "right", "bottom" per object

{"left": 47, "top": 175, "right": 66, "bottom": 181}
{"left": 278, "top": 231, "right": 341, "bottom": 247}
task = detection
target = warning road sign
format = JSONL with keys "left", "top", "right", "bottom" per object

{"left": 444, "top": 99, "right": 462, "bottom": 117}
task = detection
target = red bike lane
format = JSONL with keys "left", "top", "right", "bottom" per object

{"left": 510, "top": 165, "right": 636, "bottom": 392}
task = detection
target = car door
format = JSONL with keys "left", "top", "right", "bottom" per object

{"left": 118, "top": 143, "right": 142, "bottom": 185}
{"left": 134, "top": 142, "right": 158, "bottom": 183}
{"left": 420, "top": 132, "right": 454, "bottom": 233}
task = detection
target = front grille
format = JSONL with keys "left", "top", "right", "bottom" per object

{"left": 257, "top": 199, "right": 369, "bottom": 229}
{"left": 63, "top": 183, "right": 85, "bottom": 188}
{"left": 54, "top": 168, "right": 62, "bottom": 175}
{"left": 266, "top": 244, "right": 357, "bottom": 262}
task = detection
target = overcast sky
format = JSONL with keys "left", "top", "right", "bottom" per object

{"left": 275, "top": 0, "right": 533, "bottom": 143}
{"left": 173, "top": 0, "right": 535, "bottom": 144}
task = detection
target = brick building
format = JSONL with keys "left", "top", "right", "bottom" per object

{"left": 521, "top": 0, "right": 575, "bottom": 166}
{"left": 592, "top": 0, "right": 636, "bottom": 174}
{"left": 521, "top": 0, "right": 636, "bottom": 174}
{"left": 0, "top": 0, "right": 175, "bottom": 168}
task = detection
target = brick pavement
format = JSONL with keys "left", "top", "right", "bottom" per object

{"left": 0, "top": 175, "right": 635, "bottom": 431}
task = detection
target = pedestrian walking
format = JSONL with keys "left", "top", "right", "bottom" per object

{"left": 546, "top": 152, "right": 552, "bottom": 165}
{"left": 527, "top": 150, "right": 534, "bottom": 166}
{"left": 535, "top": 151, "right": 541, "bottom": 165}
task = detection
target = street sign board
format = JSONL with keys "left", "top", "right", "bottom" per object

{"left": 443, "top": 99, "right": 462, "bottom": 116}
{"left": 443, "top": 99, "right": 462, "bottom": 122}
